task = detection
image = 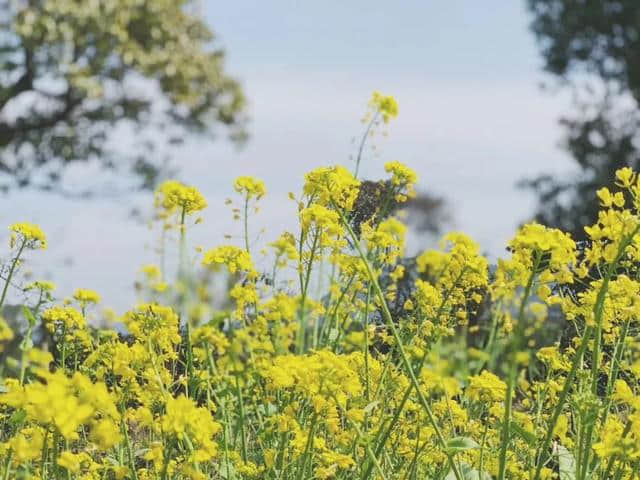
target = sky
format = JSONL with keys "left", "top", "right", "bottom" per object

{"left": 8, "top": 1, "right": 575, "bottom": 310}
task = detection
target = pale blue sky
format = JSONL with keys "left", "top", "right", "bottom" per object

{"left": 8, "top": 1, "right": 574, "bottom": 310}
{"left": 210, "top": 1, "right": 537, "bottom": 79}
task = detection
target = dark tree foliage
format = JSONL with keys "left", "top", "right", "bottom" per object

{"left": 523, "top": 0, "right": 640, "bottom": 239}
{"left": 0, "top": 0, "right": 247, "bottom": 193}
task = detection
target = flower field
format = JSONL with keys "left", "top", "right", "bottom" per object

{"left": 2, "top": 95, "right": 640, "bottom": 480}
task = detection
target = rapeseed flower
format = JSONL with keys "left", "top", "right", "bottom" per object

{"left": 0, "top": 121, "right": 640, "bottom": 480}
{"left": 155, "top": 180, "right": 207, "bottom": 215}
{"left": 370, "top": 91, "right": 399, "bottom": 123}
{"left": 234, "top": 176, "right": 266, "bottom": 200}
{"left": 9, "top": 222, "right": 46, "bottom": 249}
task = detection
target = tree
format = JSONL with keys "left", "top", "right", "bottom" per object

{"left": 0, "top": 0, "right": 246, "bottom": 192}
{"left": 522, "top": 0, "right": 640, "bottom": 239}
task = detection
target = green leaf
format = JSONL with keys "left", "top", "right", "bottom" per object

{"left": 19, "top": 336, "right": 33, "bottom": 352}
{"left": 511, "top": 421, "right": 537, "bottom": 446}
{"left": 445, "top": 463, "right": 492, "bottom": 480}
{"left": 218, "top": 458, "right": 238, "bottom": 480}
{"left": 363, "top": 400, "right": 380, "bottom": 413}
{"left": 9, "top": 409, "right": 27, "bottom": 428}
{"left": 257, "top": 402, "right": 278, "bottom": 416}
{"left": 557, "top": 444, "right": 576, "bottom": 480}
{"left": 22, "top": 306, "right": 36, "bottom": 328}
{"left": 445, "top": 436, "right": 480, "bottom": 453}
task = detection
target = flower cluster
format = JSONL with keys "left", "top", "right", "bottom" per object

{"left": 2, "top": 98, "right": 640, "bottom": 480}
{"left": 155, "top": 180, "right": 207, "bottom": 216}
{"left": 370, "top": 91, "right": 399, "bottom": 123}
{"left": 9, "top": 222, "right": 47, "bottom": 249}
{"left": 303, "top": 165, "right": 361, "bottom": 211}
{"left": 202, "top": 245, "right": 255, "bottom": 275}
{"left": 234, "top": 176, "right": 266, "bottom": 200}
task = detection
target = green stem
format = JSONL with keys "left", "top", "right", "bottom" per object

{"left": 579, "top": 226, "right": 640, "bottom": 479}
{"left": 296, "top": 413, "right": 319, "bottom": 480}
{"left": 532, "top": 326, "right": 592, "bottom": 480}
{"left": 0, "top": 239, "right": 26, "bottom": 310}
{"left": 40, "top": 428, "right": 49, "bottom": 479}
{"left": 354, "top": 423, "right": 389, "bottom": 480}
{"left": 591, "top": 226, "right": 640, "bottom": 394}
{"left": 602, "top": 420, "right": 630, "bottom": 478}
{"left": 120, "top": 407, "right": 140, "bottom": 480}
{"left": 354, "top": 112, "right": 378, "bottom": 179}
{"left": 297, "top": 231, "right": 319, "bottom": 353}
{"left": 19, "top": 322, "right": 34, "bottom": 385}
{"left": 243, "top": 195, "right": 251, "bottom": 254}
{"left": 478, "top": 419, "right": 489, "bottom": 478}
{"left": 497, "top": 254, "right": 540, "bottom": 480}
{"left": 362, "top": 352, "right": 429, "bottom": 480}
{"left": 235, "top": 375, "right": 248, "bottom": 462}
{"left": 361, "top": 266, "right": 471, "bottom": 479}
{"left": 532, "top": 225, "right": 639, "bottom": 480}
{"left": 335, "top": 205, "right": 463, "bottom": 480}
{"left": 363, "top": 283, "right": 372, "bottom": 403}
{"left": 2, "top": 450, "right": 12, "bottom": 480}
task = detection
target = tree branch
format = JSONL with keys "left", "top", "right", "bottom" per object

{"left": 0, "top": 42, "right": 35, "bottom": 111}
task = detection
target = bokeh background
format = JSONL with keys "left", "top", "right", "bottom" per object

{"left": 4, "top": 1, "right": 624, "bottom": 309}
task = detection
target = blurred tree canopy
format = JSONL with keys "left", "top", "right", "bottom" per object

{"left": 523, "top": 0, "right": 640, "bottom": 239}
{"left": 0, "top": 0, "right": 246, "bottom": 193}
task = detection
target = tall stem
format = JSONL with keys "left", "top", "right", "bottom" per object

{"left": 0, "top": 239, "right": 26, "bottom": 310}
{"left": 297, "top": 232, "right": 319, "bottom": 353}
{"left": 120, "top": 404, "right": 140, "bottom": 480}
{"left": 335, "top": 205, "right": 463, "bottom": 480}
{"left": 243, "top": 195, "right": 250, "bottom": 254}
{"left": 579, "top": 226, "right": 640, "bottom": 478}
{"left": 532, "top": 225, "right": 639, "bottom": 480}
{"left": 497, "top": 254, "right": 540, "bottom": 480}
{"left": 178, "top": 207, "right": 195, "bottom": 394}
{"left": 354, "top": 112, "right": 378, "bottom": 179}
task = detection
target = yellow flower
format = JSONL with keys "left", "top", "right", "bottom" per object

{"left": 361, "top": 217, "right": 407, "bottom": 263}
{"left": 0, "top": 370, "right": 117, "bottom": 441}
{"left": 155, "top": 180, "right": 207, "bottom": 215}
{"left": 123, "top": 304, "right": 181, "bottom": 354}
{"left": 299, "top": 204, "right": 345, "bottom": 249}
{"left": 611, "top": 379, "right": 636, "bottom": 406}
{"left": 0, "top": 317, "right": 14, "bottom": 345}
{"left": 161, "top": 395, "right": 221, "bottom": 462}
{"left": 593, "top": 417, "right": 626, "bottom": 459}
{"left": 27, "top": 348, "right": 53, "bottom": 367}
{"left": 144, "top": 442, "right": 164, "bottom": 471}
{"left": 73, "top": 288, "right": 101, "bottom": 305}
{"left": 467, "top": 370, "right": 507, "bottom": 403}
{"left": 384, "top": 161, "right": 417, "bottom": 200}
{"left": 615, "top": 166, "right": 636, "bottom": 189}
{"left": 9, "top": 222, "right": 46, "bottom": 249}
{"left": 597, "top": 187, "right": 625, "bottom": 208}
{"left": 303, "top": 166, "right": 361, "bottom": 210}
{"left": 202, "top": 245, "right": 255, "bottom": 275}
{"left": 8, "top": 427, "right": 45, "bottom": 463}
{"left": 90, "top": 418, "right": 122, "bottom": 450}
{"left": 536, "top": 346, "right": 569, "bottom": 371}
{"left": 141, "top": 264, "right": 161, "bottom": 278}
{"left": 259, "top": 350, "right": 363, "bottom": 405}
{"left": 57, "top": 451, "right": 83, "bottom": 473}
{"left": 24, "top": 280, "right": 56, "bottom": 292}
{"left": 42, "top": 306, "right": 85, "bottom": 331}
{"left": 270, "top": 232, "right": 299, "bottom": 266}
{"left": 370, "top": 91, "right": 399, "bottom": 123}
{"left": 234, "top": 176, "right": 266, "bottom": 200}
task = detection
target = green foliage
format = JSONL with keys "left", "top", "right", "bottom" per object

{"left": 0, "top": 0, "right": 247, "bottom": 191}
{"left": 523, "top": 0, "right": 640, "bottom": 239}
